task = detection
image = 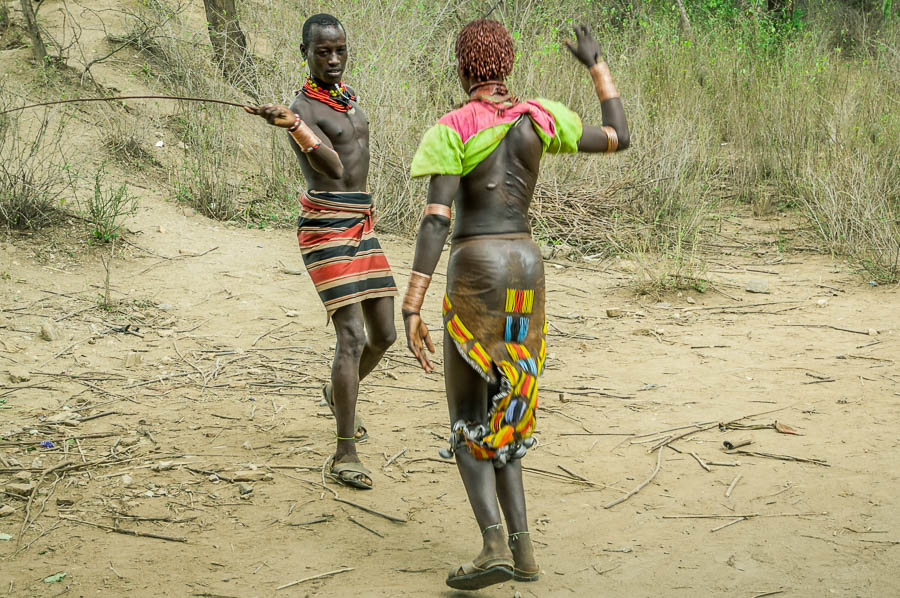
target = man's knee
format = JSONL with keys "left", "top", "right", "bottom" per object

{"left": 371, "top": 326, "right": 397, "bottom": 352}
{"left": 335, "top": 322, "right": 367, "bottom": 358}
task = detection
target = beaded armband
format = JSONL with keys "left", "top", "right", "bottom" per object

{"left": 288, "top": 112, "right": 301, "bottom": 132}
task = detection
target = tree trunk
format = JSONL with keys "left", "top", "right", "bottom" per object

{"left": 674, "top": 0, "right": 695, "bottom": 44}
{"left": 19, "top": 0, "right": 46, "bottom": 63}
{"left": 202, "top": 0, "right": 255, "bottom": 90}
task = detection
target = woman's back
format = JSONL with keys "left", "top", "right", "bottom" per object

{"left": 453, "top": 115, "right": 544, "bottom": 240}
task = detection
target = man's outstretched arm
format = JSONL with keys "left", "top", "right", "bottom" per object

{"left": 402, "top": 174, "right": 459, "bottom": 372}
{"left": 565, "top": 24, "right": 630, "bottom": 153}
{"left": 246, "top": 103, "right": 344, "bottom": 179}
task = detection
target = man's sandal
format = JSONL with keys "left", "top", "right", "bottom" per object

{"left": 445, "top": 556, "right": 514, "bottom": 591}
{"left": 329, "top": 460, "right": 373, "bottom": 490}
{"left": 323, "top": 383, "right": 368, "bottom": 442}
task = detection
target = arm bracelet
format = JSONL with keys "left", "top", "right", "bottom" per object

{"left": 289, "top": 117, "right": 323, "bottom": 153}
{"left": 288, "top": 112, "right": 301, "bottom": 132}
{"left": 601, "top": 125, "right": 619, "bottom": 153}
{"left": 424, "top": 203, "right": 452, "bottom": 219}
{"left": 402, "top": 271, "right": 432, "bottom": 315}
{"left": 588, "top": 61, "right": 619, "bottom": 102}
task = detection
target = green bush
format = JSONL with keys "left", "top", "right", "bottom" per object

{"left": 84, "top": 168, "right": 137, "bottom": 242}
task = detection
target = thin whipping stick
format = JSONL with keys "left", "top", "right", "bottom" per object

{"left": 0, "top": 95, "right": 251, "bottom": 115}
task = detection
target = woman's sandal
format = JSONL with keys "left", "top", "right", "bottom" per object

{"left": 445, "top": 556, "right": 514, "bottom": 591}
{"left": 329, "top": 460, "right": 373, "bottom": 490}
{"left": 323, "top": 383, "right": 368, "bottom": 442}
{"left": 513, "top": 566, "right": 540, "bottom": 582}
{"left": 510, "top": 531, "right": 540, "bottom": 581}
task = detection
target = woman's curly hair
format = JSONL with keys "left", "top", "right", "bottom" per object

{"left": 455, "top": 19, "right": 515, "bottom": 82}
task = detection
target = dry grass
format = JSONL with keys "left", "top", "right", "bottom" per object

{"left": 1, "top": 0, "right": 896, "bottom": 281}
{"left": 0, "top": 85, "right": 74, "bottom": 230}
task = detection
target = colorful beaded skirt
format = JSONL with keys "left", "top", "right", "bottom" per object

{"left": 441, "top": 233, "right": 546, "bottom": 466}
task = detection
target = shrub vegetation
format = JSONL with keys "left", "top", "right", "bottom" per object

{"left": 2, "top": 0, "right": 897, "bottom": 281}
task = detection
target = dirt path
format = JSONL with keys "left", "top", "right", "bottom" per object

{"left": 1, "top": 196, "right": 898, "bottom": 597}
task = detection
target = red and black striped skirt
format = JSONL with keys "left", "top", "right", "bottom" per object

{"left": 297, "top": 190, "right": 396, "bottom": 319}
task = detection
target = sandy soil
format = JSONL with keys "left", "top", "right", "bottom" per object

{"left": 1, "top": 193, "right": 898, "bottom": 598}
{"left": 2, "top": 2, "right": 899, "bottom": 595}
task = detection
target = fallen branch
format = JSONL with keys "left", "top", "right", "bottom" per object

{"left": 333, "top": 498, "right": 406, "bottom": 523}
{"left": 276, "top": 567, "right": 354, "bottom": 591}
{"left": 858, "top": 539, "right": 900, "bottom": 545}
{"left": 37, "top": 335, "right": 99, "bottom": 368}
{"left": 561, "top": 432, "right": 634, "bottom": 436}
{"left": 605, "top": 447, "right": 663, "bottom": 509}
{"left": 286, "top": 516, "right": 333, "bottom": 527}
{"left": 9, "top": 520, "right": 62, "bottom": 559}
{"left": 662, "top": 511, "right": 826, "bottom": 519}
{"left": 649, "top": 423, "right": 718, "bottom": 452}
{"left": 681, "top": 300, "right": 803, "bottom": 312}
{"left": 123, "top": 371, "right": 193, "bottom": 389}
{"left": 725, "top": 449, "right": 828, "bottom": 466}
{"left": 630, "top": 421, "right": 717, "bottom": 439}
{"left": 775, "top": 323, "right": 871, "bottom": 336}
{"left": 384, "top": 447, "right": 407, "bottom": 467}
{"left": 253, "top": 322, "right": 292, "bottom": 347}
{"left": 139, "top": 246, "right": 219, "bottom": 275}
{"left": 523, "top": 466, "right": 624, "bottom": 492}
{"left": 17, "top": 461, "right": 72, "bottom": 544}
{"left": 711, "top": 517, "right": 746, "bottom": 532}
{"left": 348, "top": 515, "right": 384, "bottom": 538}
{"left": 60, "top": 516, "right": 187, "bottom": 542}
{"left": 690, "top": 451, "right": 711, "bottom": 472}
{"left": 76, "top": 411, "right": 118, "bottom": 423}
{"left": 557, "top": 464, "right": 591, "bottom": 483}
{"left": 186, "top": 467, "right": 235, "bottom": 483}
{"left": 317, "top": 456, "right": 406, "bottom": 523}
{"left": 725, "top": 474, "right": 742, "bottom": 498}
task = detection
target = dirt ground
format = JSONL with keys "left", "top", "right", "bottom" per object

{"left": 1, "top": 1, "right": 899, "bottom": 594}
{"left": 1, "top": 192, "right": 898, "bottom": 597}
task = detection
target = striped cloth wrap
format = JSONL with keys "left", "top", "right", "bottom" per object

{"left": 297, "top": 190, "right": 397, "bottom": 320}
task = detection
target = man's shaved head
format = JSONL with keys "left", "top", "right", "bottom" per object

{"left": 302, "top": 13, "right": 344, "bottom": 47}
{"left": 455, "top": 19, "right": 515, "bottom": 82}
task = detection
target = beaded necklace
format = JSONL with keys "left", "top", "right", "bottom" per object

{"left": 298, "top": 75, "right": 356, "bottom": 113}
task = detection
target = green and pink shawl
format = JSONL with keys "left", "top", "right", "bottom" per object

{"left": 410, "top": 98, "right": 582, "bottom": 178}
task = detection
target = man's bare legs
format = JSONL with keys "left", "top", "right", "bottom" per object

{"left": 330, "top": 296, "right": 396, "bottom": 481}
{"left": 444, "top": 329, "right": 514, "bottom": 567}
{"left": 358, "top": 296, "right": 396, "bottom": 379}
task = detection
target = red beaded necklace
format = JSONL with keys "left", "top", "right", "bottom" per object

{"left": 297, "top": 75, "right": 356, "bottom": 112}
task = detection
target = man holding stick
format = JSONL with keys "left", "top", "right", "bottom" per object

{"left": 247, "top": 14, "right": 396, "bottom": 490}
{"left": 402, "top": 20, "right": 629, "bottom": 589}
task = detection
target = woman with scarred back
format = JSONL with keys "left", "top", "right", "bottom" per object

{"left": 401, "top": 20, "right": 629, "bottom": 590}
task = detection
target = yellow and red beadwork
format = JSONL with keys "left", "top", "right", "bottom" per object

{"left": 442, "top": 290, "right": 546, "bottom": 464}
{"left": 505, "top": 288, "right": 534, "bottom": 313}
{"left": 298, "top": 76, "right": 356, "bottom": 113}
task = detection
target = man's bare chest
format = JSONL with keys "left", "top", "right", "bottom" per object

{"left": 309, "top": 102, "right": 369, "bottom": 149}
